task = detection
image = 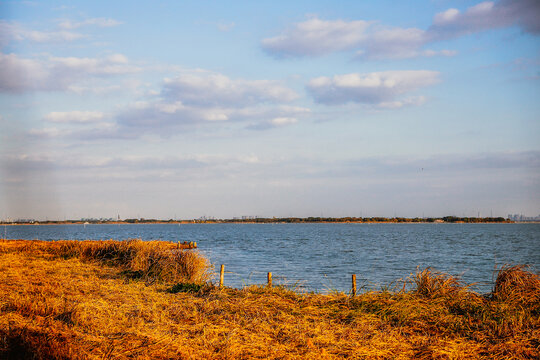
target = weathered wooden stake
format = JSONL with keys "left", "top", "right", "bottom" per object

{"left": 267, "top": 272, "right": 272, "bottom": 288}
{"left": 352, "top": 274, "right": 357, "bottom": 296}
{"left": 219, "top": 264, "right": 225, "bottom": 289}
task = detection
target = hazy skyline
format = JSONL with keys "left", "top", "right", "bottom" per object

{"left": 1, "top": 0, "right": 539, "bottom": 220}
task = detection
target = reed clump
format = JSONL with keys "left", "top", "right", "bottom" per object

{"left": 492, "top": 265, "right": 540, "bottom": 308}
{"left": 3, "top": 239, "right": 212, "bottom": 284}
{"left": 411, "top": 267, "right": 469, "bottom": 298}
{"left": 0, "top": 239, "right": 538, "bottom": 359}
{"left": 67, "top": 239, "right": 212, "bottom": 284}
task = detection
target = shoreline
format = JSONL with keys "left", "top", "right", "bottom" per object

{"left": 1, "top": 219, "right": 523, "bottom": 225}
{"left": 0, "top": 215, "right": 520, "bottom": 225}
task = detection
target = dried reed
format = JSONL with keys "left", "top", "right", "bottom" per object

{"left": 493, "top": 265, "right": 540, "bottom": 308}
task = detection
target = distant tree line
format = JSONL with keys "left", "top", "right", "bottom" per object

{"left": 196, "top": 216, "right": 511, "bottom": 224}
{"left": 1, "top": 216, "right": 512, "bottom": 225}
{"left": 215, "top": 216, "right": 510, "bottom": 224}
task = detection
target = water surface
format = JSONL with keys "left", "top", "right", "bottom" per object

{"left": 3, "top": 223, "right": 538, "bottom": 293}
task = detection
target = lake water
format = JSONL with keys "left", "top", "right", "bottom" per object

{"left": 3, "top": 223, "right": 539, "bottom": 293}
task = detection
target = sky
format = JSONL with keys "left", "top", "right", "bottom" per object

{"left": 0, "top": 0, "right": 539, "bottom": 220}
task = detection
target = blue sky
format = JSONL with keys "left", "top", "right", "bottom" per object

{"left": 0, "top": 0, "right": 539, "bottom": 220}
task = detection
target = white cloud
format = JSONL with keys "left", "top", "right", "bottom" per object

{"left": 376, "top": 96, "right": 427, "bottom": 109}
{"left": 21, "top": 29, "right": 84, "bottom": 42}
{"left": 429, "top": 0, "right": 540, "bottom": 39}
{"left": 162, "top": 73, "right": 299, "bottom": 106}
{"left": 306, "top": 71, "right": 440, "bottom": 106}
{"left": 28, "top": 127, "right": 67, "bottom": 138}
{"left": 262, "top": 17, "right": 371, "bottom": 57}
{"left": 117, "top": 100, "right": 230, "bottom": 130}
{"left": 261, "top": 16, "right": 439, "bottom": 60}
{"left": 110, "top": 72, "right": 308, "bottom": 136}
{"left": 0, "top": 20, "right": 85, "bottom": 45}
{"left": 24, "top": 66, "right": 306, "bottom": 139}
{"left": 355, "top": 28, "right": 456, "bottom": 60}
{"left": 361, "top": 26, "right": 427, "bottom": 60}
{"left": 0, "top": 52, "right": 140, "bottom": 93}
{"left": 49, "top": 54, "right": 139, "bottom": 75}
{"left": 6, "top": 150, "right": 538, "bottom": 184}
{"left": 29, "top": 121, "right": 119, "bottom": 140}
{"left": 247, "top": 116, "right": 299, "bottom": 130}
{"left": 270, "top": 117, "right": 297, "bottom": 126}
{"left": 0, "top": 53, "right": 48, "bottom": 92}
{"left": 0, "top": 153, "right": 273, "bottom": 183}
{"left": 44, "top": 111, "right": 105, "bottom": 123}
{"left": 0, "top": 17, "right": 121, "bottom": 47}
{"left": 433, "top": 8, "right": 461, "bottom": 25}
{"left": 117, "top": 100, "right": 308, "bottom": 133}
{"left": 263, "top": 0, "right": 540, "bottom": 60}
{"left": 106, "top": 53, "right": 128, "bottom": 64}
{"left": 57, "top": 18, "right": 122, "bottom": 30}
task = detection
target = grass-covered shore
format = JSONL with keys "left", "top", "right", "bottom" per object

{"left": 0, "top": 240, "right": 538, "bottom": 359}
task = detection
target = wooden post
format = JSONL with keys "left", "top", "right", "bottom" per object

{"left": 267, "top": 272, "right": 272, "bottom": 288}
{"left": 352, "top": 274, "right": 357, "bottom": 296}
{"left": 219, "top": 264, "right": 225, "bottom": 289}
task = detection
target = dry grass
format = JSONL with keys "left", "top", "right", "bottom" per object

{"left": 1, "top": 239, "right": 211, "bottom": 285}
{"left": 0, "top": 239, "right": 538, "bottom": 359}
{"left": 411, "top": 267, "right": 470, "bottom": 298}
{"left": 493, "top": 265, "right": 540, "bottom": 308}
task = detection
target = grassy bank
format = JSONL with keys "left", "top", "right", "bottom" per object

{"left": 0, "top": 240, "right": 538, "bottom": 359}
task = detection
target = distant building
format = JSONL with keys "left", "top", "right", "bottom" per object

{"left": 508, "top": 214, "right": 540, "bottom": 222}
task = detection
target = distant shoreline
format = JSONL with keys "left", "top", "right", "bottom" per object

{"left": 1, "top": 216, "right": 523, "bottom": 225}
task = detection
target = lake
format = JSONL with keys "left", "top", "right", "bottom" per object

{"left": 3, "top": 223, "right": 539, "bottom": 293}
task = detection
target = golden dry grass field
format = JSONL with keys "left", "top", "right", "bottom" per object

{"left": 0, "top": 239, "right": 538, "bottom": 359}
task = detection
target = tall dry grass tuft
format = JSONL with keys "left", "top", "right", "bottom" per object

{"left": 49, "top": 239, "right": 212, "bottom": 284}
{"left": 493, "top": 265, "right": 540, "bottom": 308}
{"left": 411, "top": 267, "right": 468, "bottom": 298}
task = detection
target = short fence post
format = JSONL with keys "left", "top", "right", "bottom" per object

{"left": 219, "top": 264, "right": 225, "bottom": 289}
{"left": 267, "top": 272, "right": 272, "bottom": 288}
{"left": 352, "top": 274, "right": 357, "bottom": 296}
